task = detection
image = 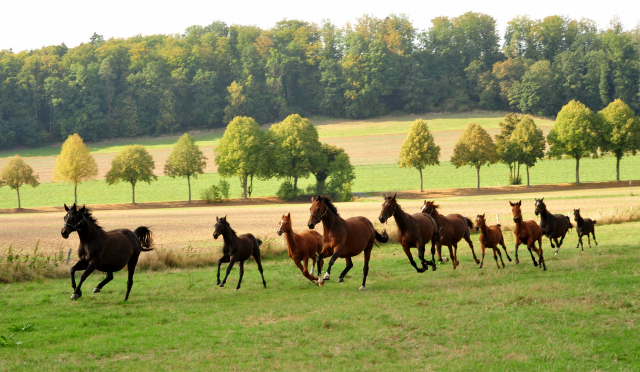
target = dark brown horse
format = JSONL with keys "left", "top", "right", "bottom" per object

{"left": 474, "top": 214, "right": 511, "bottom": 269}
{"left": 308, "top": 196, "right": 388, "bottom": 290}
{"left": 420, "top": 201, "right": 478, "bottom": 270}
{"left": 510, "top": 201, "right": 546, "bottom": 270}
{"left": 534, "top": 198, "right": 573, "bottom": 255}
{"left": 277, "top": 213, "right": 324, "bottom": 283}
{"left": 213, "top": 216, "right": 266, "bottom": 290}
{"left": 573, "top": 209, "right": 598, "bottom": 252}
{"left": 61, "top": 203, "right": 153, "bottom": 301}
{"left": 378, "top": 194, "right": 437, "bottom": 273}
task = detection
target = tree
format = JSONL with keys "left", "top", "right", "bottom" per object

{"left": 0, "top": 155, "right": 39, "bottom": 209}
{"left": 53, "top": 134, "right": 98, "bottom": 204}
{"left": 511, "top": 116, "right": 546, "bottom": 187}
{"left": 598, "top": 99, "right": 640, "bottom": 182}
{"left": 451, "top": 123, "right": 498, "bottom": 189}
{"left": 105, "top": 145, "right": 157, "bottom": 205}
{"left": 495, "top": 114, "right": 523, "bottom": 184}
{"left": 164, "top": 133, "right": 207, "bottom": 202}
{"left": 547, "top": 100, "right": 600, "bottom": 184}
{"left": 269, "top": 114, "right": 322, "bottom": 192}
{"left": 215, "top": 116, "right": 268, "bottom": 199}
{"left": 398, "top": 119, "right": 441, "bottom": 192}
{"left": 325, "top": 152, "right": 356, "bottom": 201}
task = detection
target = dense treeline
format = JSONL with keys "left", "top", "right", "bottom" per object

{"left": 1, "top": 13, "right": 639, "bottom": 148}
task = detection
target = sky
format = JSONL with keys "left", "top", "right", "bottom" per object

{"left": 2, "top": 0, "right": 640, "bottom": 52}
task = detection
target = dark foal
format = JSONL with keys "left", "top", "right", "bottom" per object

{"left": 213, "top": 216, "right": 266, "bottom": 290}
{"left": 378, "top": 194, "right": 437, "bottom": 273}
{"left": 573, "top": 209, "right": 598, "bottom": 252}
{"left": 510, "top": 200, "right": 546, "bottom": 270}
{"left": 277, "top": 213, "right": 324, "bottom": 283}
{"left": 61, "top": 203, "right": 154, "bottom": 301}
{"left": 474, "top": 214, "right": 512, "bottom": 269}
{"left": 534, "top": 198, "right": 573, "bottom": 255}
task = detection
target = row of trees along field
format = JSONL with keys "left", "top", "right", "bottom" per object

{"left": 0, "top": 114, "right": 355, "bottom": 208}
{"left": 1, "top": 14, "right": 639, "bottom": 149}
{"left": 399, "top": 99, "right": 640, "bottom": 190}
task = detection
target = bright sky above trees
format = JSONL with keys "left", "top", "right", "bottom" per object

{"left": 2, "top": 0, "right": 639, "bottom": 52}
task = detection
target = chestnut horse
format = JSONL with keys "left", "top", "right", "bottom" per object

{"left": 61, "top": 203, "right": 154, "bottom": 301}
{"left": 534, "top": 198, "right": 573, "bottom": 255}
{"left": 277, "top": 213, "right": 324, "bottom": 283}
{"left": 213, "top": 216, "right": 266, "bottom": 290}
{"left": 420, "top": 201, "right": 478, "bottom": 270}
{"left": 474, "top": 214, "right": 512, "bottom": 269}
{"left": 378, "top": 194, "right": 437, "bottom": 273}
{"left": 573, "top": 209, "right": 598, "bottom": 252}
{"left": 510, "top": 201, "right": 546, "bottom": 270}
{"left": 308, "top": 196, "right": 389, "bottom": 290}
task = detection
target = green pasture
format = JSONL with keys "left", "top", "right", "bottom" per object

{"left": 1, "top": 155, "right": 639, "bottom": 209}
{"left": 1, "top": 221, "right": 639, "bottom": 371}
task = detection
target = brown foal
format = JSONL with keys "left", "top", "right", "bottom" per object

{"left": 510, "top": 200, "right": 546, "bottom": 270}
{"left": 474, "top": 214, "right": 512, "bottom": 269}
{"left": 277, "top": 213, "right": 324, "bottom": 283}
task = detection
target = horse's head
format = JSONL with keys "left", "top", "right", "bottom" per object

{"left": 509, "top": 200, "right": 523, "bottom": 223}
{"left": 534, "top": 198, "right": 546, "bottom": 216}
{"left": 213, "top": 216, "right": 229, "bottom": 239}
{"left": 278, "top": 213, "right": 292, "bottom": 236}
{"left": 475, "top": 214, "right": 486, "bottom": 232}
{"left": 61, "top": 203, "right": 86, "bottom": 238}
{"left": 421, "top": 200, "right": 437, "bottom": 215}
{"left": 308, "top": 195, "right": 327, "bottom": 229}
{"left": 573, "top": 209, "right": 580, "bottom": 220}
{"left": 378, "top": 193, "right": 397, "bottom": 223}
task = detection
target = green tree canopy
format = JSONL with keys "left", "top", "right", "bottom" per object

{"left": 451, "top": 123, "right": 498, "bottom": 189}
{"left": 53, "top": 134, "right": 98, "bottom": 205}
{"left": 269, "top": 114, "right": 322, "bottom": 192}
{"left": 547, "top": 100, "right": 600, "bottom": 184}
{"left": 598, "top": 99, "right": 640, "bottom": 182}
{"left": 105, "top": 145, "right": 157, "bottom": 205}
{"left": 325, "top": 152, "right": 356, "bottom": 201}
{"left": 215, "top": 116, "right": 269, "bottom": 199}
{"left": 398, "top": 118, "right": 441, "bottom": 192}
{"left": 164, "top": 133, "right": 207, "bottom": 202}
{"left": 0, "top": 155, "right": 39, "bottom": 209}
{"left": 511, "top": 116, "right": 546, "bottom": 187}
{"left": 495, "top": 113, "right": 524, "bottom": 184}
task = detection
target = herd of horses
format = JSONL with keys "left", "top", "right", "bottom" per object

{"left": 60, "top": 195, "right": 599, "bottom": 300}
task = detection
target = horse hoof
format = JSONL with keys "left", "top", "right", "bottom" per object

{"left": 417, "top": 268, "right": 425, "bottom": 273}
{"left": 478, "top": 265, "right": 483, "bottom": 269}
{"left": 337, "top": 278, "right": 344, "bottom": 283}
{"left": 323, "top": 273, "right": 330, "bottom": 281}
{"left": 317, "top": 280, "right": 324, "bottom": 287}
{"left": 515, "top": 259, "right": 520, "bottom": 264}
{"left": 93, "top": 288, "right": 101, "bottom": 293}
{"left": 442, "top": 257, "right": 449, "bottom": 262}
{"left": 554, "top": 252, "right": 558, "bottom": 256}
{"left": 235, "top": 288, "right": 239, "bottom": 292}
{"left": 218, "top": 283, "right": 225, "bottom": 288}
{"left": 359, "top": 286, "right": 366, "bottom": 291}
{"left": 70, "top": 293, "right": 81, "bottom": 300}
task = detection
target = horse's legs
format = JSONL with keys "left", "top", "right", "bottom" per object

{"left": 514, "top": 242, "right": 521, "bottom": 264}
{"left": 492, "top": 248, "right": 500, "bottom": 269}
{"left": 70, "top": 260, "right": 88, "bottom": 290}
{"left": 71, "top": 259, "right": 98, "bottom": 300}
{"left": 402, "top": 244, "right": 423, "bottom": 273}
{"left": 324, "top": 245, "right": 345, "bottom": 280}
{"left": 94, "top": 272, "right": 114, "bottom": 293}
{"left": 219, "top": 257, "right": 237, "bottom": 287}
{"left": 337, "top": 257, "right": 354, "bottom": 283}
{"left": 216, "top": 255, "right": 230, "bottom": 285}
{"left": 124, "top": 253, "right": 140, "bottom": 301}
{"left": 527, "top": 243, "right": 538, "bottom": 267}
{"left": 500, "top": 236, "right": 512, "bottom": 262}
{"left": 416, "top": 240, "right": 429, "bottom": 272}
{"left": 587, "top": 233, "right": 592, "bottom": 249}
{"left": 252, "top": 248, "right": 267, "bottom": 289}
{"left": 479, "top": 245, "right": 486, "bottom": 269}
{"left": 496, "top": 247, "right": 505, "bottom": 268}
{"left": 295, "top": 259, "right": 317, "bottom": 283}
{"left": 453, "top": 243, "right": 459, "bottom": 266}
{"left": 303, "top": 256, "right": 318, "bottom": 281}
{"left": 537, "top": 239, "right": 546, "bottom": 271}
{"left": 429, "top": 240, "right": 437, "bottom": 271}
{"left": 576, "top": 232, "right": 583, "bottom": 250}
{"left": 553, "top": 236, "right": 561, "bottom": 255}
{"left": 463, "top": 231, "right": 480, "bottom": 264}
{"left": 235, "top": 260, "right": 245, "bottom": 290}
{"left": 592, "top": 230, "right": 598, "bottom": 246}
{"left": 436, "top": 243, "right": 444, "bottom": 262}
{"left": 447, "top": 245, "right": 456, "bottom": 270}
{"left": 360, "top": 245, "right": 373, "bottom": 290}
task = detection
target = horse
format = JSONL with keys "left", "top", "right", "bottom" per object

{"left": 213, "top": 216, "right": 266, "bottom": 290}
{"left": 573, "top": 209, "right": 598, "bottom": 252}
{"left": 510, "top": 200, "right": 546, "bottom": 270}
{"left": 61, "top": 203, "right": 154, "bottom": 301}
{"left": 474, "top": 214, "right": 512, "bottom": 269}
{"left": 277, "top": 213, "right": 324, "bottom": 283}
{"left": 420, "top": 201, "right": 478, "bottom": 270}
{"left": 308, "top": 196, "right": 388, "bottom": 290}
{"left": 378, "top": 194, "right": 437, "bottom": 273}
{"left": 534, "top": 198, "right": 573, "bottom": 255}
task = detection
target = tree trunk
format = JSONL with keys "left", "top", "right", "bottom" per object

{"left": 74, "top": 182, "right": 78, "bottom": 205}
{"left": 187, "top": 175, "right": 191, "bottom": 202}
{"left": 16, "top": 186, "right": 21, "bottom": 209}
{"left": 419, "top": 168, "right": 423, "bottom": 193}
{"left": 616, "top": 155, "right": 621, "bottom": 182}
{"left": 294, "top": 174, "right": 298, "bottom": 192}
{"left": 526, "top": 165, "right": 530, "bottom": 187}
{"left": 242, "top": 176, "right": 248, "bottom": 199}
{"left": 575, "top": 156, "right": 580, "bottom": 185}
{"left": 131, "top": 182, "right": 136, "bottom": 205}
{"left": 476, "top": 166, "right": 480, "bottom": 190}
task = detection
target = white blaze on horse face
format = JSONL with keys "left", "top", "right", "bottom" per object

{"left": 421, "top": 205, "right": 427, "bottom": 213}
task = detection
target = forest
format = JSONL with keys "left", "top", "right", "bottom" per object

{"left": 0, "top": 13, "right": 639, "bottom": 148}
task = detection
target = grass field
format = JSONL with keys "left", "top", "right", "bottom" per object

{"left": 1, "top": 220, "right": 639, "bottom": 371}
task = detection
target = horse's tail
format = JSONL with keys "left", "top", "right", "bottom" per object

{"left": 257, "top": 238, "right": 263, "bottom": 246}
{"left": 134, "top": 226, "right": 154, "bottom": 251}
{"left": 465, "top": 217, "right": 474, "bottom": 229}
{"left": 593, "top": 220, "right": 597, "bottom": 225}
{"left": 375, "top": 229, "right": 389, "bottom": 243}
{"left": 565, "top": 216, "right": 573, "bottom": 229}
{"left": 496, "top": 224, "right": 502, "bottom": 228}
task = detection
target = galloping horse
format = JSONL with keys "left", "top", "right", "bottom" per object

{"left": 420, "top": 201, "right": 478, "bottom": 270}
{"left": 474, "top": 214, "right": 511, "bottom": 269}
{"left": 213, "top": 216, "right": 266, "bottom": 290}
{"left": 308, "top": 196, "right": 388, "bottom": 290}
{"left": 378, "top": 194, "right": 437, "bottom": 273}
{"left": 61, "top": 203, "right": 154, "bottom": 301}
{"left": 277, "top": 213, "right": 324, "bottom": 283}
{"left": 534, "top": 198, "right": 573, "bottom": 255}
{"left": 573, "top": 209, "right": 598, "bottom": 252}
{"left": 510, "top": 201, "right": 546, "bottom": 270}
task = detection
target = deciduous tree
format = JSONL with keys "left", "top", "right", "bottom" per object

{"left": 105, "top": 145, "right": 157, "bottom": 205}
{"left": 511, "top": 116, "right": 546, "bottom": 187}
{"left": 0, "top": 155, "right": 39, "bottom": 209}
{"left": 398, "top": 119, "right": 440, "bottom": 192}
{"left": 598, "top": 99, "right": 640, "bottom": 182}
{"left": 164, "top": 133, "right": 207, "bottom": 202}
{"left": 451, "top": 123, "right": 498, "bottom": 189}
{"left": 53, "top": 134, "right": 98, "bottom": 204}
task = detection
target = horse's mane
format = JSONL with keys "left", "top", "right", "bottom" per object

{"left": 320, "top": 196, "right": 339, "bottom": 216}
{"left": 80, "top": 206, "right": 102, "bottom": 230}
{"left": 220, "top": 219, "right": 237, "bottom": 237}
